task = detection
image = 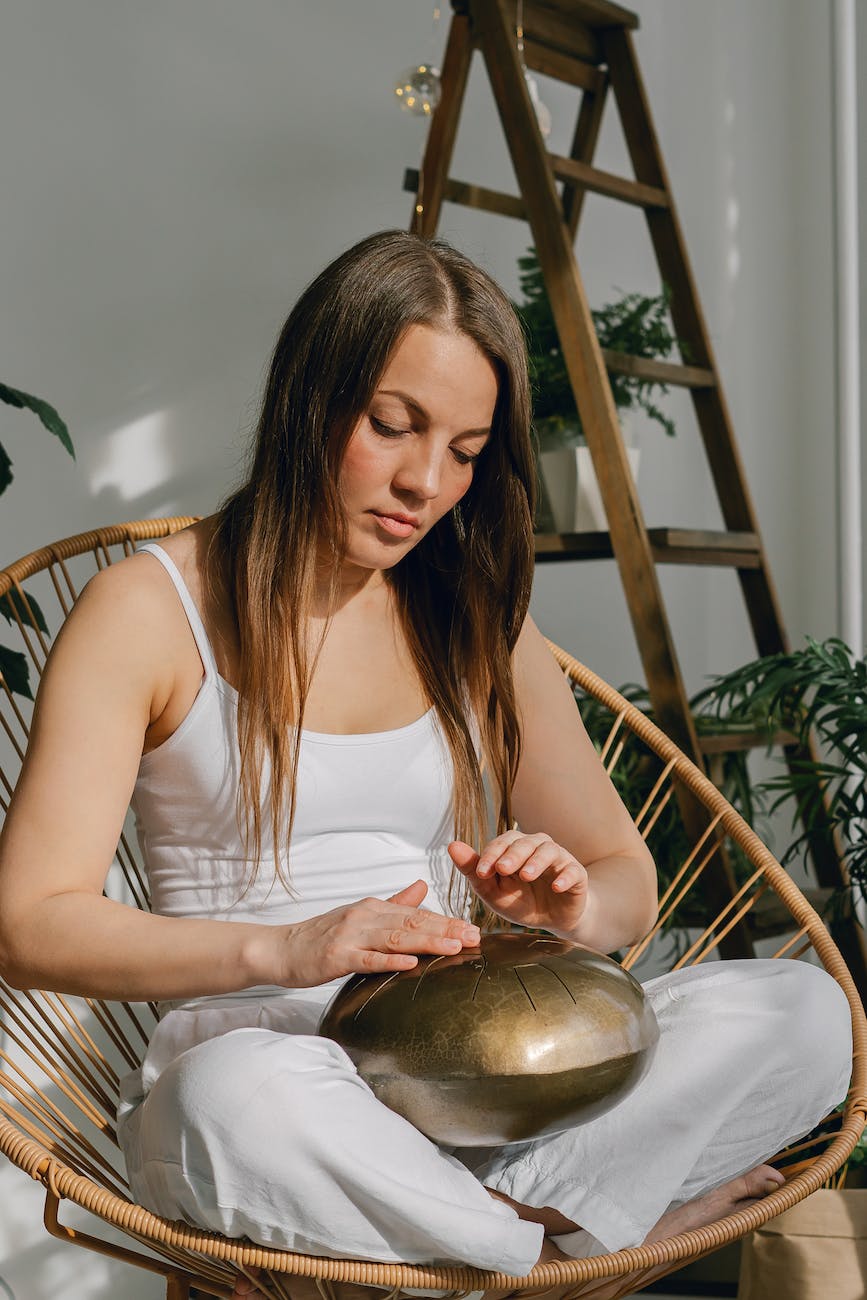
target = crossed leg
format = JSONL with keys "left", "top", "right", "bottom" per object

{"left": 135, "top": 960, "right": 849, "bottom": 1300}
{"left": 231, "top": 1164, "right": 786, "bottom": 1300}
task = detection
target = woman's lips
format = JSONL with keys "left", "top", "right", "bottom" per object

{"left": 371, "top": 512, "right": 419, "bottom": 539}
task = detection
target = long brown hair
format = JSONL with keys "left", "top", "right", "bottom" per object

{"left": 210, "top": 230, "right": 536, "bottom": 908}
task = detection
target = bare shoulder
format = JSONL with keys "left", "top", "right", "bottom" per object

{"left": 137, "top": 517, "right": 213, "bottom": 591}
{"left": 513, "top": 613, "right": 572, "bottom": 698}
{"left": 44, "top": 530, "right": 205, "bottom": 716}
{"left": 514, "top": 612, "right": 552, "bottom": 662}
{"left": 68, "top": 518, "right": 211, "bottom": 649}
{"left": 69, "top": 548, "right": 181, "bottom": 645}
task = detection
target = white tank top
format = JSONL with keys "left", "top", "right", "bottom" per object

{"left": 131, "top": 543, "right": 459, "bottom": 1091}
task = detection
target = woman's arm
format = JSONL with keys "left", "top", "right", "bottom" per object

{"left": 450, "top": 615, "right": 657, "bottom": 954}
{"left": 0, "top": 560, "right": 478, "bottom": 1001}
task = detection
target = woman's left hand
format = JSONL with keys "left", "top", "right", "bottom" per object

{"left": 447, "top": 832, "right": 590, "bottom": 939}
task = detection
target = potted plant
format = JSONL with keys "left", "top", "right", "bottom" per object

{"left": 579, "top": 636, "right": 867, "bottom": 939}
{"left": 512, "top": 247, "right": 686, "bottom": 533}
{"left": 694, "top": 637, "right": 867, "bottom": 1294}
{"left": 694, "top": 636, "right": 867, "bottom": 918}
{"left": 0, "top": 382, "right": 74, "bottom": 697}
{"left": 579, "top": 646, "right": 867, "bottom": 1291}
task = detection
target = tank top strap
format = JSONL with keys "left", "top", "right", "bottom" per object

{"left": 137, "top": 541, "right": 221, "bottom": 682}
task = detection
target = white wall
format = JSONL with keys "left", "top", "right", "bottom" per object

{"left": 530, "top": 0, "right": 841, "bottom": 687}
{"left": 0, "top": 1, "right": 847, "bottom": 687}
{"left": 0, "top": 2, "right": 854, "bottom": 1295}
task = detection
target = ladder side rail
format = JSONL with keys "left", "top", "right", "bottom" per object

{"left": 600, "top": 28, "right": 758, "bottom": 525}
{"left": 601, "top": 25, "right": 867, "bottom": 982}
{"left": 429, "top": 1, "right": 865, "bottom": 981}
{"left": 561, "top": 74, "right": 610, "bottom": 240}
{"left": 602, "top": 28, "right": 793, "bottom": 657}
{"left": 468, "top": 0, "right": 756, "bottom": 958}
{"left": 470, "top": 0, "right": 697, "bottom": 756}
{"left": 409, "top": 10, "right": 474, "bottom": 238}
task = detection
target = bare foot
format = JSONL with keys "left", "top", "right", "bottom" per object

{"left": 643, "top": 1163, "right": 785, "bottom": 1244}
{"left": 484, "top": 1165, "right": 788, "bottom": 1300}
{"left": 548, "top": 1166, "right": 789, "bottom": 1300}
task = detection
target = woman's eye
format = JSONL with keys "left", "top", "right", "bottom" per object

{"left": 370, "top": 417, "right": 410, "bottom": 438}
{"left": 451, "top": 448, "right": 479, "bottom": 467}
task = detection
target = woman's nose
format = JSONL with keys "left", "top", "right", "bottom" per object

{"left": 393, "top": 442, "right": 443, "bottom": 500}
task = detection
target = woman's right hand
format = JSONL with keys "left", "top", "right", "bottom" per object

{"left": 269, "top": 880, "right": 480, "bottom": 987}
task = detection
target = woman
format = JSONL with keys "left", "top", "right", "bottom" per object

{"left": 0, "top": 232, "right": 851, "bottom": 1291}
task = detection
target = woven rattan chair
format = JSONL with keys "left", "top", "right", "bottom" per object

{"left": 0, "top": 517, "right": 864, "bottom": 1300}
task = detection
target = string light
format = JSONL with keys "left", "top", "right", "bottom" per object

{"left": 393, "top": 3, "right": 443, "bottom": 116}
{"left": 395, "top": 4, "right": 444, "bottom": 230}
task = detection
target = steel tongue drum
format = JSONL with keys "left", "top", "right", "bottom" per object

{"left": 319, "top": 932, "right": 659, "bottom": 1146}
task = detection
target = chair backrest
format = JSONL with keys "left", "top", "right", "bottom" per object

{"left": 0, "top": 518, "right": 864, "bottom": 1299}
{"left": 0, "top": 520, "right": 197, "bottom": 1206}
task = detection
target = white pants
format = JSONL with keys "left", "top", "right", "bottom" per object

{"left": 118, "top": 960, "right": 852, "bottom": 1276}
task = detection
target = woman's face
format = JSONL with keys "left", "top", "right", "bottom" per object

{"left": 336, "top": 323, "right": 497, "bottom": 575}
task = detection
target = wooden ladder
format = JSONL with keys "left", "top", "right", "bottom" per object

{"left": 405, "top": 0, "right": 867, "bottom": 986}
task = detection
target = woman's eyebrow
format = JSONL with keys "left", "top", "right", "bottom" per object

{"left": 376, "top": 389, "right": 491, "bottom": 438}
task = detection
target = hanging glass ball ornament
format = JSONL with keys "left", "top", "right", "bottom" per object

{"left": 394, "top": 63, "right": 442, "bottom": 116}
{"left": 524, "top": 70, "right": 552, "bottom": 138}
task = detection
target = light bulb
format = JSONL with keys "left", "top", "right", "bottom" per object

{"left": 394, "top": 64, "right": 442, "bottom": 116}
{"left": 524, "top": 70, "right": 552, "bottom": 138}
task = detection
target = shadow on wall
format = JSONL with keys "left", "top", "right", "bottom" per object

{"left": 84, "top": 398, "right": 247, "bottom": 531}
{"left": 1, "top": 359, "right": 256, "bottom": 566}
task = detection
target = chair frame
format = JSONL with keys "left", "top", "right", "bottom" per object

{"left": 0, "top": 518, "right": 864, "bottom": 1300}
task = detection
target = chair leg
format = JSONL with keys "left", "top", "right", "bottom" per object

{"left": 166, "top": 1275, "right": 192, "bottom": 1300}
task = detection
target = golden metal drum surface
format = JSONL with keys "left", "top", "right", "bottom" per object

{"left": 319, "top": 932, "right": 659, "bottom": 1145}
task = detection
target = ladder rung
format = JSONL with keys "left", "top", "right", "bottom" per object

{"left": 523, "top": 39, "right": 606, "bottom": 93}
{"left": 601, "top": 349, "right": 715, "bottom": 391}
{"left": 648, "top": 528, "right": 762, "bottom": 567}
{"left": 534, "top": 529, "right": 762, "bottom": 568}
{"left": 534, "top": 531, "right": 615, "bottom": 561}
{"left": 523, "top": 6, "right": 603, "bottom": 65}
{"left": 404, "top": 167, "right": 678, "bottom": 238}
{"left": 600, "top": 348, "right": 717, "bottom": 387}
{"left": 698, "top": 729, "right": 800, "bottom": 756}
{"left": 403, "top": 169, "right": 525, "bottom": 221}
{"left": 404, "top": 161, "right": 671, "bottom": 224}
{"left": 548, "top": 154, "right": 669, "bottom": 209}
{"left": 526, "top": 0, "right": 639, "bottom": 33}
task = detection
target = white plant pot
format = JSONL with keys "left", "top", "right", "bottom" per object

{"left": 540, "top": 444, "right": 641, "bottom": 532}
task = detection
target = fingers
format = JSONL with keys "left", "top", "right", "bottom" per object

{"left": 336, "top": 894, "right": 480, "bottom": 976}
{"left": 477, "top": 830, "right": 541, "bottom": 878}
{"left": 387, "top": 879, "right": 429, "bottom": 906}
{"left": 446, "top": 840, "right": 479, "bottom": 871}
{"left": 376, "top": 893, "right": 478, "bottom": 945}
{"left": 450, "top": 834, "right": 588, "bottom": 895}
{"left": 361, "top": 907, "right": 480, "bottom": 961}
